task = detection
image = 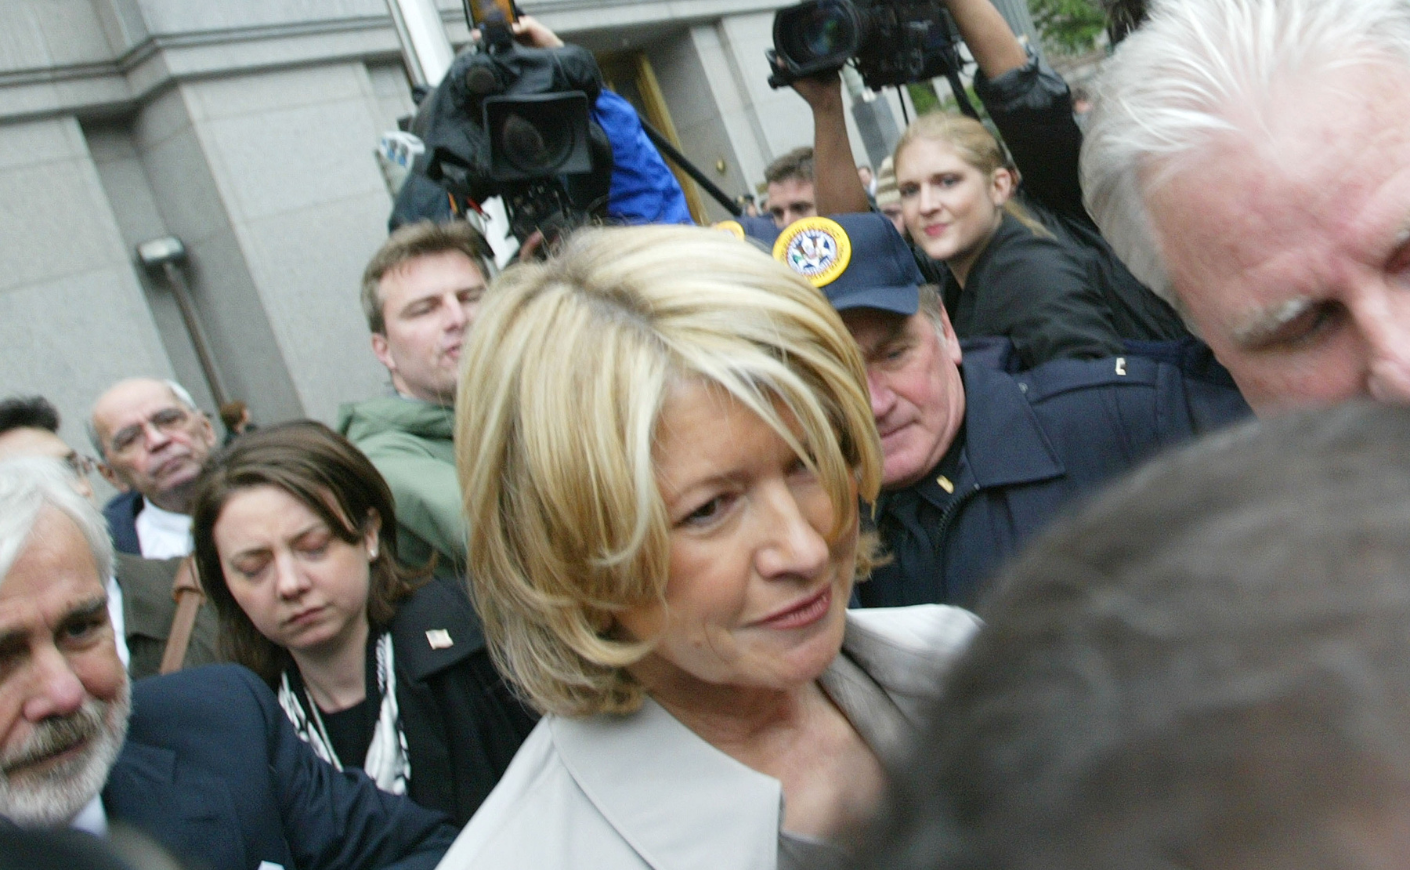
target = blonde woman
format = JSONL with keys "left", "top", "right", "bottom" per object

{"left": 798, "top": 0, "right": 1185, "bottom": 369}
{"left": 444, "top": 225, "right": 978, "bottom": 869}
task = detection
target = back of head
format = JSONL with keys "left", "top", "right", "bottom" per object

{"left": 861, "top": 402, "right": 1410, "bottom": 869}
{"left": 217, "top": 401, "right": 246, "bottom": 431}
{"left": 0, "top": 396, "right": 60, "bottom": 436}
{"left": 1082, "top": 0, "right": 1410, "bottom": 307}
{"left": 455, "top": 223, "right": 880, "bottom": 717}
{"left": 874, "top": 157, "right": 900, "bottom": 210}
{"left": 0, "top": 457, "right": 112, "bottom": 586}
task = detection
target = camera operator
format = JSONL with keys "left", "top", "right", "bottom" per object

{"left": 789, "top": 0, "right": 1187, "bottom": 369}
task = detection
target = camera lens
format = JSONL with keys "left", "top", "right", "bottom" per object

{"left": 775, "top": 0, "right": 860, "bottom": 71}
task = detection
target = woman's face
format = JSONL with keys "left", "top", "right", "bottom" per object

{"left": 615, "top": 380, "right": 857, "bottom": 698}
{"left": 212, "top": 485, "right": 377, "bottom": 660}
{"left": 896, "top": 137, "right": 1011, "bottom": 276}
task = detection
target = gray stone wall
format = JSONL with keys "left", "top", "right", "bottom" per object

{"left": 0, "top": 0, "right": 1000, "bottom": 445}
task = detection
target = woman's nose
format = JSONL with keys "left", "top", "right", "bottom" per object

{"left": 273, "top": 557, "right": 310, "bottom": 599}
{"left": 755, "top": 485, "right": 830, "bottom": 581}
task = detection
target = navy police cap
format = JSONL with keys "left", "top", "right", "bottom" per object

{"left": 773, "top": 212, "right": 921, "bottom": 317}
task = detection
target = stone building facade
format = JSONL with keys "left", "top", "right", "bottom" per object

{"left": 0, "top": 0, "right": 1037, "bottom": 445}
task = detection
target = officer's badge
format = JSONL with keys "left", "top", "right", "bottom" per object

{"left": 773, "top": 217, "right": 852, "bottom": 288}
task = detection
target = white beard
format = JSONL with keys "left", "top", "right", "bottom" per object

{"left": 0, "top": 677, "right": 131, "bottom": 827}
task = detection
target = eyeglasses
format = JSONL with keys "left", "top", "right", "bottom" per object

{"left": 107, "top": 407, "right": 192, "bottom": 456}
{"left": 64, "top": 452, "right": 97, "bottom": 477}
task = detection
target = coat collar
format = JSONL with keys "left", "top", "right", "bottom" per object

{"left": 550, "top": 699, "right": 782, "bottom": 870}
{"left": 544, "top": 608, "right": 978, "bottom": 870}
{"left": 389, "top": 576, "right": 486, "bottom": 681}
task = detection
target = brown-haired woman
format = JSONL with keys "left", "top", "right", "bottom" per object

{"left": 191, "top": 420, "right": 535, "bottom": 825}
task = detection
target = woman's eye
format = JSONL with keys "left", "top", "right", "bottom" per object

{"left": 787, "top": 457, "right": 818, "bottom": 481}
{"left": 680, "top": 494, "right": 734, "bottom": 528}
{"left": 898, "top": 183, "right": 918, "bottom": 199}
{"left": 231, "top": 559, "right": 268, "bottom": 580}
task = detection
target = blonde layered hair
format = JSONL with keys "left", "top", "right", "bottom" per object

{"left": 455, "top": 225, "right": 882, "bottom": 717}
{"left": 894, "top": 112, "right": 1049, "bottom": 239}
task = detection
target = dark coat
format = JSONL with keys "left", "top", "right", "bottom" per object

{"left": 104, "top": 665, "right": 456, "bottom": 870}
{"left": 113, "top": 553, "right": 223, "bottom": 679}
{"left": 921, "top": 53, "right": 1188, "bottom": 369}
{"left": 943, "top": 212, "right": 1124, "bottom": 368}
{"left": 102, "top": 491, "right": 142, "bottom": 555}
{"left": 390, "top": 576, "right": 539, "bottom": 826}
{"left": 860, "top": 339, "right": 1252, "bottom": 609}
{"left": 974, "top": 53, "right": 1189, "bottom": 345}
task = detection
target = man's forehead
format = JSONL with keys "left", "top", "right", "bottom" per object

{"left": 0, "top": 510, "right": 105, "bottom": 626}
{"left": 1149, "top": 64, "right": 1410, "bottom": 319}
{"left": 93, "top": 381, "right": 181, "bottom": 431}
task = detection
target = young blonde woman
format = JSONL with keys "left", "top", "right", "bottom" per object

{"left": 798, "top": 0, "right": 1185, "bottom": 370}
{"left": 441, "top": 224, "right": 979, "bottom": 869}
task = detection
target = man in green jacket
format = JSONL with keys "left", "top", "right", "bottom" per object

{"left": 339, "top": 220, "right": 494, "bottom": 578}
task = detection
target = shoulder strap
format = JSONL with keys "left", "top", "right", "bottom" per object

{"left": 159, "top": 557, "right": 204, "bottom": 675}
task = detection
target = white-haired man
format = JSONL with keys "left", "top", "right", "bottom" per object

{"left": 0, "top": 458, "right": 454, "bottom": 869}
{"left": 1082, "top": 0, "right": 1410, "bottom": 415}
{"left": 90, "top": 378, "right": 217, "bottom": 557}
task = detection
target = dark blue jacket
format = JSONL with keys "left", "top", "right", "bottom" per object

{"left": 859, "top": 339, "right": 1251, "bottom": 609}
{"left": 104, "top": 665, "right": 456, "bottom": 870}
{"left": 102, "top": 491, "right": 142, "bottom": 555}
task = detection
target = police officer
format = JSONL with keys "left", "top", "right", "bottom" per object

{"left": 774, "top": 213, "right": 1251, "bottom": 607}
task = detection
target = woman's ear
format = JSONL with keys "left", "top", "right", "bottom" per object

{"left": 989, "top": 167, "right": 1016, "bottom": 205}
{"left": 363, "top": 509, "right": 384, "bottom": 557}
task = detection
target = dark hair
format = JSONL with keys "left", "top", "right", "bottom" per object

{"left": 0, "top": 395, "right": 60, "bottom": 436}
{"left": 764, "top": 146, "right": 814, "bottom": 185}
{"left": 218, "top": 400, "right": 247, "bottom": 430}
{"left": 859, "top": 402, "right": 1410, "bottom": 869}
{"left": 191, "top": 420, "right": 426, "bottom": 684}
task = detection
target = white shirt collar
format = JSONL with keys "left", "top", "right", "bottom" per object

{"left": 134, "top": 500, "right": 192, "bottom": 559}
{"left": 70, "top": 794, "right": 108, "bottom": 837}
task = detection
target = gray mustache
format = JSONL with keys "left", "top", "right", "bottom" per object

{"left": 1, "top": 705, "right": 102, "bottom": 775}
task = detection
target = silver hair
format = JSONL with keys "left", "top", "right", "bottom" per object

{"left": 0, "top": 458, "right": 114, "bottom": 585}
{"left": 87, "top": 379, "right": 200, "bottom": 456}
{"left": 1081, "top": 0, "right": 1410, "bottom": 312}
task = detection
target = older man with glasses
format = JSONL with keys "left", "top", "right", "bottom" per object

{"left": 0, "top": 394, "right": 221, "bottom": 677}
{"left": 89, "top": 379, "right": 217, "bottom": 558}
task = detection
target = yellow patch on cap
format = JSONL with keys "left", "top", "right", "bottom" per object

{"left": 711, "top": 220, "right": 746, "bottom": 240}
{"left": 773, "top": 216, "right": 852, "bottom": 288}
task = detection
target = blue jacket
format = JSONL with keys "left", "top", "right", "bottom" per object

{"left": 859, "top": 339, "right": 1252, "bottom": 609}
{"left": 103, "top": 665, "right": 456, "bottom": 870}
{"left": 102, "top": 490, "right": 142, "bottom": 555}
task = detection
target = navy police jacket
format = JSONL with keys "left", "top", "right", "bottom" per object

{"left": 859, "top": 338, "right": 1251, "bottom": 609}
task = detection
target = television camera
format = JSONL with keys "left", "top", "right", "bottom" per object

{"left": 411, "top": 0, "right": 613, "bottom": 245}
{"left": 767, "top": 0, "right": 970, "bottom": 111}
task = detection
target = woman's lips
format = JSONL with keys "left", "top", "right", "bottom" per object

{"left": 286, "top": 605, "right": 325, "bottom": 628}
{"left": 751, "top": 587, "right": 833, "bottom": 630}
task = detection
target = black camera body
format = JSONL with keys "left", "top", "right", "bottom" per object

{"left": 412, "top": 40, "right": 613, "bottom": 245}
{"left": 768, "top": 0, "right": 964, "bottom": 91}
